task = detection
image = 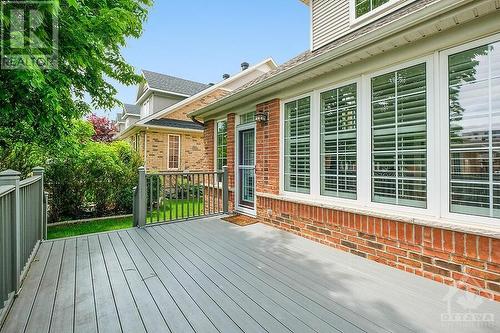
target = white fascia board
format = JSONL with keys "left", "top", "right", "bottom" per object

{"left": 190, "top": 0, "right": 472, "bottom": 118}
{"left": 139, "top": 58, "right": 278, "bottom": 124}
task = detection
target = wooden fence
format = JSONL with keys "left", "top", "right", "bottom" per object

{"left": 133, "top": 166, "right": 229, "bottom": 227}
{"left": 0, "top": 168, "right": 46, "bottom": 325}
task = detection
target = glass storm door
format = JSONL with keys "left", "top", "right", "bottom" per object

{"left": 238, "top": 128, "right": 255, "bottom": 210}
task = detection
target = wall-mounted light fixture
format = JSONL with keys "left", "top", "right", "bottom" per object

{"left": 255, "top": 110, "right": 268, "bottom": 123}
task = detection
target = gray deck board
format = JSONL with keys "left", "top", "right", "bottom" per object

{"left": 1, "top": 242, "right": 52, "bottom": 333}
{"left": 2, "top": 217, "right": 500, "bottom": 333}
{"left": 149, "top": 226, "right": 292, "bottom": 333}
{"left": 74, "top": 237, "right": 97, "bottom": 333}
{"left": 109, "top": 231, "right": 171, "bottom": 333}
{"left": 24, "top": 240, "right": 64, "bottom": 333}
{"left": 50, "top": 238, "right": 76, "bottom": 333}
{"left": 87, "top": 236, "right": 121, "bottom": 333}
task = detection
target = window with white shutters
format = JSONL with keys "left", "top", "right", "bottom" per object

{"left": 216, "top": 120, "right": 227, "bottom": 172}
{"left": 371, "top": 63, "right": 427, "bottom": 208}
{"left": 448, "top": 41, "right": 500, "bottom": 218}
{"left": 320, "top": 83, "right": 357, "bottom": 199}
{"left": 284, "top": 97, "right": 311, "bottom": 194}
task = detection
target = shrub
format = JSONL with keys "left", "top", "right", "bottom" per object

{"left": 46, "top": 140, "right": 141, "bottom": 222}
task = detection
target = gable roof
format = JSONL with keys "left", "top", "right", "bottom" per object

{"left": 142, "top": 70, "right": 210, "bottom": 97}
{"left": 123, "top": 104, "right": 141, "bottom": 115}
{"left": 138, "top": 58, "right": 278, "bottom": 125}
{"left": 144, "top": 119, "right": 204, "bottom": 131}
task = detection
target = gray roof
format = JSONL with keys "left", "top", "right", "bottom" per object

{"left": 145, "top": 118, "right": 203, "bottom": 131}
{"left": 142, "top": 70, "right": 209, "bottom": 96}
{"left": 123, "top": 104, "right": 141, "bottom": 115}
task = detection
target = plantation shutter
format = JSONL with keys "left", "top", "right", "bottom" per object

{"left": 284, "top": 97, "right": 311, "bottom": 194}
{"left": 449, "top": 42, "right": 500, "bottom": 218}
{"left": 320, "top": 83, "right": 357, "bottom": 199}
{"left": 371, "top": 63, "right": 427, "bottom": 208}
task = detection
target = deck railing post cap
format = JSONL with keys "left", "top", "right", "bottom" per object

{"left": 32, "top": 166, "right": 45, "bottom": 174}
{"left": 0, "top": 169, "right": 21, "bottom": 178}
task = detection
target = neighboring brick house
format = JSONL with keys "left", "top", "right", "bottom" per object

{"left": 191, "top": 0, "right": 500, "bottom": 300}
{"left": 116, "top": 59, "right": 277, "bottom": 171}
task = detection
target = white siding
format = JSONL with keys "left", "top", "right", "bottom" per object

{"left": 312, "top": 0, "right": 350, "bottom": 50}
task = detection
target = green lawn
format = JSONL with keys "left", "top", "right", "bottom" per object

{"left": 47, "top": 199, "right": 204, "bottom": 240}
{"left": 47, "top": 216, "right": 133, "bottom": 240}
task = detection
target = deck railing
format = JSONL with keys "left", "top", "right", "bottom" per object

{"left": 133, "top": 166, "right": 229, "bottom": 227}
{"left": 0, "top": 168, "right": 46, "bottom": 324}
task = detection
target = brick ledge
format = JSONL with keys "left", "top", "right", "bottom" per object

{"left": 256, "top": 192, "right": 500, "bottom": 239}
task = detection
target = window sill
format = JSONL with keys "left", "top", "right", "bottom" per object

{"left": 256, "top": 192, "right": 500, "bottom": 239}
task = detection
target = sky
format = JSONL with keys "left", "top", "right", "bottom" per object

{"left": 99, "top": 0, "right": 310, "bottom": 118}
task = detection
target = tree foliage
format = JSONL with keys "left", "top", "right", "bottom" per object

{"left": 0, "top": 0, "right": 152, "bottom": 154}
{"left": 87, "top": 114, "right": 117, "bottom": 142}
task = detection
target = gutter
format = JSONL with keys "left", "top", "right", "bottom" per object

{"left": 189, "top": 0, "right": 475, "bottom": 118}
{"left": 190, "top": 116, "right": 204, "bottom": 127}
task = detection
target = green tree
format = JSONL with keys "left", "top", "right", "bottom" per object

{"left": 0, "top": 0, "right": 152, "bottom": 156}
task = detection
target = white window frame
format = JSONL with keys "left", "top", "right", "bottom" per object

{"left": 349, "top": 0, "right": 417, "bottom": 29}
{"left": 167, "top": 134, "right": 181, "bottom": 170}
{"left": 214, "top": 119, "right": 228, "bottom": 172}
{"left": 280, "top": 56, "right": 440, "bottom": 219}
{"left": 317, "top": 78, "right": 362, "bottom": 204}
{"left": 280, "top": 92, "right": 315, "bottom": 199}
{"left": 365, "top": 55, "right": 437, "bottom": 215}
{"left": 438, "top": 33, "right": 500, "bottom": 228}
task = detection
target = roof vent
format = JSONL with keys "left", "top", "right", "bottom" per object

{"left": 208, "top": 83, "right": 215, "bottom": 86}
{"left": 241, "top": 62, "right": 249, "bottom": 71}
{"left": 222, "top": 74, "right": 230, "bottom": 80}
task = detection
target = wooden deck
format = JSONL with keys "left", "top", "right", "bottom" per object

{"left": 1, "top": 217, "right": 499, "bottom": 333}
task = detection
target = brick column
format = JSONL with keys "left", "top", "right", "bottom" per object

{"left": 204, "top": 120, "right": 215, "bottom": 171}
{"left": 255, "top": 99, "right": 281, "bottom": 195}
{"left": 226, "top": 114, "right": 236, "bottom": 189}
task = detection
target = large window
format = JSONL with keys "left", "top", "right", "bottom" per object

{"left": 371, "top": 63, "right": 427, "bottom": 208}
{"left": 168, "top": 134, "right": 180, "bottom": 170}
{"left": 284, "top": 97, "right": 311, "bottom": 194}
{"left": 216, "top": 120, "right": 227, "bottom": 171}
{"left": 320, "top": 83, "right": 357, "bottom": 199}
{"left": 448, "top": 42, "right": 500, "bottom": 218}
{"left": 354, "top": 0, "right": 390, "bottom": 18}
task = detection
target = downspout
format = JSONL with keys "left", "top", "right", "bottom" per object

{"left": 191, "top": 116, "right": 205, "bottom": 127}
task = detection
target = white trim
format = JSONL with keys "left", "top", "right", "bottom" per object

{"left": 280, "top": 92, "right": 315, "bottom": 198}
{"left": 315, "top": 77, "right": 362, "bottom": 203}
{"left": 280, "top": 56, "right": 440, "bottom": 219}
{"left": 214, "top": 119, "right": 228, "bottom": 172}
{"left": 235, "top": 122, "right": 257, "bottom": 216}
{"left": 167, "top": 134, "right": 181, "bottom": 170}
{"left": 349, "top": 0, "right": 418, "bottom": 29}
{"left": 438, "top": 33, "right": 500, "bottom": 227}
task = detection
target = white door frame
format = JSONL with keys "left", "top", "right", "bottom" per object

{"left": 235, "top": 122, "right": 257, "bottom": 216}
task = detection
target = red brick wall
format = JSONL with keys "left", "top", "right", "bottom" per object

{"left": 256, "top": 99, "right": 280, "bottom": 195}
{"left": 204, "top": 120, "right": 215, "bottom": 172}
{"left": 256, "top": 196, "right": 500, "bottom": 301}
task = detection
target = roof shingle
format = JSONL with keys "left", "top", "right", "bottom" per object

{"left": 142, "top": 70, "right": 209, "bottom": 96}
{"left": 123, "top": 104, "right": 141, "bottom": 115}
{"left": 145, "top": 118, "right": 203, "bottom": 131}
